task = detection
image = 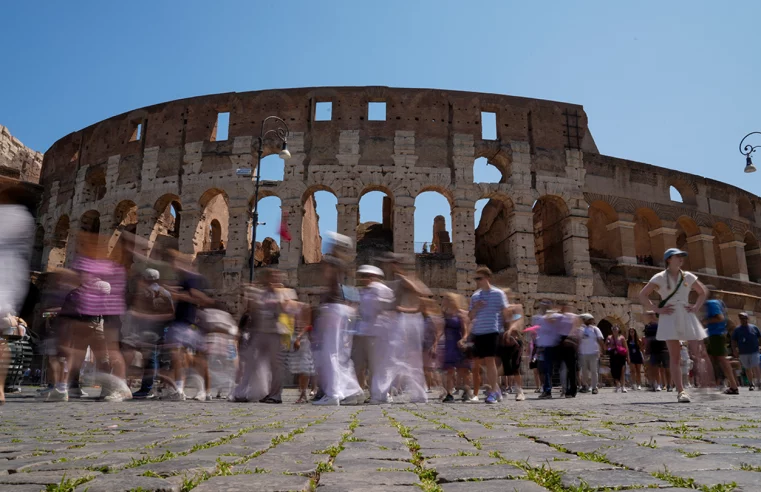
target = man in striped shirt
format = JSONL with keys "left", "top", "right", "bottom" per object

{"left": 465, "top": 267, "right": 511, "bottom": 404}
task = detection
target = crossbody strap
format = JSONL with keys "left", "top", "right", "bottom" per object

{"left": 659, "top": 271, "right": 684, "bottom": 308}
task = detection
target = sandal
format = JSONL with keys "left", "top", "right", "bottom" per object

{"left": 295, "top": 396, "right": 307, "bottom": 404}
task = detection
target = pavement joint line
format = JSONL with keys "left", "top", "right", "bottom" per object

{"left": 308, "top": 408, "right": 364, "bottom": 491}
{"left": 177, "top": 410, "right": 337, "bottom": 491}
{"left": 383, "top": 409, "right": 441, "bottom": 492}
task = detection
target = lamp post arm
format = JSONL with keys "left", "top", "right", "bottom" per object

{"left": 739, "top": 132, "right": 761, "bottom": 157}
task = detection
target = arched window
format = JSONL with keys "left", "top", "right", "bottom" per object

{"left": 669, "top": 186, "right": 683, "bottom": 203}
{"left": 475, "top": 194, "right": 513, "bottom": 272}
{"left": 301, "top": 188, "right": 337, "bottom": 264}
{"left": 745, "top": 232, "right": 761, "bottom": 283}
{"left": 473, "top": 157, "right": 503, "bottom": 184}
{"left": 47, "top": 215, "right": 70, "bottom": 270}
{"left": 357, "top": 189, "right": 393, "bottom": 264}
{"left": 209, "top": 219, "right": 222, "bottom": 250}
{"left": 414, "top": 191, "right": 452, "bottom": 255}
{"left": 534, "top": 196, "right": 569, "bottom": 276}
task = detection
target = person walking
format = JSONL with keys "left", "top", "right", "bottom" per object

{"left": 643, "top": 311, "right": 669, "bottom": 391}
{"left": 606, "top": 326, "right": 628, "bottom": 393}
{"left": 702, "top": 286, "right": 739, "bottom": 394}
{"left": 731, "top": 313, "right": 761, "bottom": 390}
{"left": 578, "top": 313, "right": 604, "bottom": 394}
{"left": 465, "top": 267, "right": 511, "bottom": 404}
{"left": 638, "top": 248, "right": 711, "bottom": 403}
{"left": 627, "top": 328, "right": 645, "bottom": 390}
{"left": 439, "top": 293, "right": 472, "bottom": 402}
{"left": 0, "top": 185, "right": 35, "bottom": 405}
{"left": 353, "top": 265, "right": 393, "bottom": 395}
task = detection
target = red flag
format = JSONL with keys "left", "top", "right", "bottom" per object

{"left": 279, "top": 212, "right": 292, "bottom": 242}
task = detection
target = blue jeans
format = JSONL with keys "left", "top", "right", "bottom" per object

{"left": 540, "top": 346, "right": 557, "bottom": 393}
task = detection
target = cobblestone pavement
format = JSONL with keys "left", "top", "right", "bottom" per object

{"left": 2, "top": 388, "right": 761, "bottom": 491}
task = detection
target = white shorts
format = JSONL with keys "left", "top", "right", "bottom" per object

{"left": 739, "top": 353, "right": 760, "bottom": 369}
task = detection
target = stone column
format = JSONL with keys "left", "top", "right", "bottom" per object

{"left": 336, "top": 198, "right": 359, "bottom": 252}
{"left": 746, "top": 248, "right": 761, "bottom": 282}
{"left": 648, "top": 228, "right": 678, "bottom": 266}
{"left": 606, "top": 220, "right": 637, "bottom": 264}
{"left": 686, "top": 234, "right": 717, "bottom": 275}
{"left": 563, "top": 213, "right": 593, "bottom": 277}
{"left": 720, "top": 240, "right": 749, "bottom": 281}
{"left": 134, "top": 207, "right": 158, "bottom": 258}
{"left": 393, "top": 196, "right": 415, "bottom": 256}
{"left": 508, "top": 205, "right": 539, "bottom": 298}
{"left": 178, "top": 207, "right": 202, "bottom": 256}
{"left": 64, "top": 219, "right": 81, "bottom": 268}
{"left": 279, "top": 198, "right": 303, "bottom": 287}
{"left": 452, "top": 200, "right": 477, "bottom": 292}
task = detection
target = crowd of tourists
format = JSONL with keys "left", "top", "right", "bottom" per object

{"left": 1, "top": 182, "right": 760, "bottom": 405}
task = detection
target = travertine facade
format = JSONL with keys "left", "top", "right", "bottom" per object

{"left": 0, "top": 125, "right": 42, "bottom": 184}
{"left": 37, "top": 87, "right": 761, "bottom": 332}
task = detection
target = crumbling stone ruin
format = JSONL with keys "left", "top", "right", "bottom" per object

{"left": 35, "top": 87, "right": 761, "bottom": 332}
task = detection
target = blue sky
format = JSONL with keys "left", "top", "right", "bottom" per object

{"left": 2, "top": 1, "right": 760, "bottom": 248}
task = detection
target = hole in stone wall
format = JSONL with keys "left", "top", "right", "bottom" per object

{"left": 481, "top": 111, "right": 497, "bottom": 140}
{"left": 368, "top": 102, "right": 386, "bottom": 121}
{"left": 258, "top": 154, "right": 285, "bottom": 181}
{"left": 130, "top": 122, "right": 142, "bottom": 142}
{"left": 315, "top": 102, "right": 332, "bottom": 121}
{"left": 212, "top": 112, "right": 230, "bottom": 141}
{"left": 473, "top": 157, "right": 502, "bottom": 184}
{"left": 669, "top": 186, "right": 683, "bottom": 203}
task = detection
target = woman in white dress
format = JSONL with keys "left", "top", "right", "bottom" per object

{"left": 638, "top": 248, "right": 708, "bottom": 403}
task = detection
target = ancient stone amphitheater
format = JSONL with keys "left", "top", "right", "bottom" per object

{"left": 38, "top": 87, "right": 761, "bottom": 334}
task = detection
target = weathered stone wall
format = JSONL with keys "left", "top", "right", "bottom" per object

{"left": 35, "top": 87, "right": 761, "bottom": 325}
{"left": 0, "top": 125, "right": 42, "bottom": 184}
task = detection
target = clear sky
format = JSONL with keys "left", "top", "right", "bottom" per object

{"left": 3, "top": 1, "right": 760, "bottom": 248}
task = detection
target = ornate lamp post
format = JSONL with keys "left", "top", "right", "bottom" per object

{"left": 248, "top": 116, "right": 291, "bottom": 282}
{"left": 739, "top": 132, "right": 760, "bottom": 173}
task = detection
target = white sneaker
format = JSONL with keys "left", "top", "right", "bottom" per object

{"left": 205, "top": 394, "right": 213, "bottom": 401}
{"left": 467, "top": 395, "right": 480, "bottom": 403}
{"left": 193, "top": 390, "right": 207, "bottom": 401}
{"left": 655, "top": 385, "right": 663, "bottom": 392}
{"left": 515, "top": 391, "right": 525, "bottom": 402}
{"left": 622, "top": 387, "right": 628, "bottom": 393}
{"left": 42, "top": 388, "right": 68, "bottom": 402}
{"left": 678, "top": 391, "right": 691, "bottom": 403}
{"left": 496, "top": 392, "right": 504, "bottom": 402}
{"left": 636, "top": 385, "right": 642, "bottom": 391}
{"left": 312, "top": 395, "right": 340, "bottom": 406}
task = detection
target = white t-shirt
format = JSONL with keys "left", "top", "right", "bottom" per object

{"left": 579, "top": 324, "right": 604, "bottom": 355}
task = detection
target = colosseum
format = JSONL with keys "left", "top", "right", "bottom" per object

{"left": 37, "top": 86, "right": 761, "bottom": 335}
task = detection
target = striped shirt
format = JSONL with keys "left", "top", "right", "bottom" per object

{"left": 72, "top": 256, "right": 127, "bottom": 316}
{"left": 469, "top": 287, "right": 508, "bottom": 335}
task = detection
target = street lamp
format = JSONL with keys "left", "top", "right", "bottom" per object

{"left": 249, "top": 116, "right": 291, "bottom": 282}
{"left": 739, "top": 132, "right": 760, "bottom": 173}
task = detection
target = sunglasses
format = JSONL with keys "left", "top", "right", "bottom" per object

{"left": 473, "top": 277, "right": 484, "bottom": 281}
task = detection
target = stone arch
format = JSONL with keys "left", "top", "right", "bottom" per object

{"left": 109, "top": 200, "right": 138, "bottom": 257}
{"left": 473, "top": 155, "right": 507, "bottom": 184}
{"left": 712, "top": 222, "right": 734, "bottom": 277}
{"left": 414, "top": 190, "right": 453, "bottom": 254}
{"left": 587, "top": 200, "right": 619, "bottom": 261}
{"left": 47, "top": 215, "right": 70, "bottom": 270}
{"left": 153, "top": 194, "right": 182, "bottom": 237}
{"left": 667, "top": 178, "right": 697, "bottom": 206}
{"left": 745, "top": 232, "right": 761, "bottom": 282}
{"left": 358, "top": 185, "right": 394, "bottom": 260}
{"left": 598, "top": 316, "right": 625, "bottom": 340}
{"left": 633, "top": 208, "right": 661, "bottom": 263}
{"left": 82, "top": 166, "right": 107, "bottom": 203}
{"left": 195, "top": 189, "right": 229, "bottom": 254}
{"left": 80, "top": 209, "right": 101, "bottom": 234}
{"left": 739, "top": 196, "right": 755, "bottom": 222}
{"left": 301, "top": 187, "right": 337, "bottom": 264}
{"left": 249, "top": 195, "right": 282, "bottom": 269}
{"left": 475, "top": 192, "right": 514, "bottom": 272}
{"left": 533, "top": 195, "right": 569, "bottom": 276}
{"left": 675, "top": 216, "right": 699, "bottom": 271}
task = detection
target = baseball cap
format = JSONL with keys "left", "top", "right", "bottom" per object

{"left": 664, "top": 248, "right": 688, "bottom": 262}
{"left": 739, "top": 312, "right": 749, "bottom": 318}
{"left": 357, "top": 265, "right": 384, "bottom": 278}
{"left": 580, "top": 313, "right": 594, "bottom": 321}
